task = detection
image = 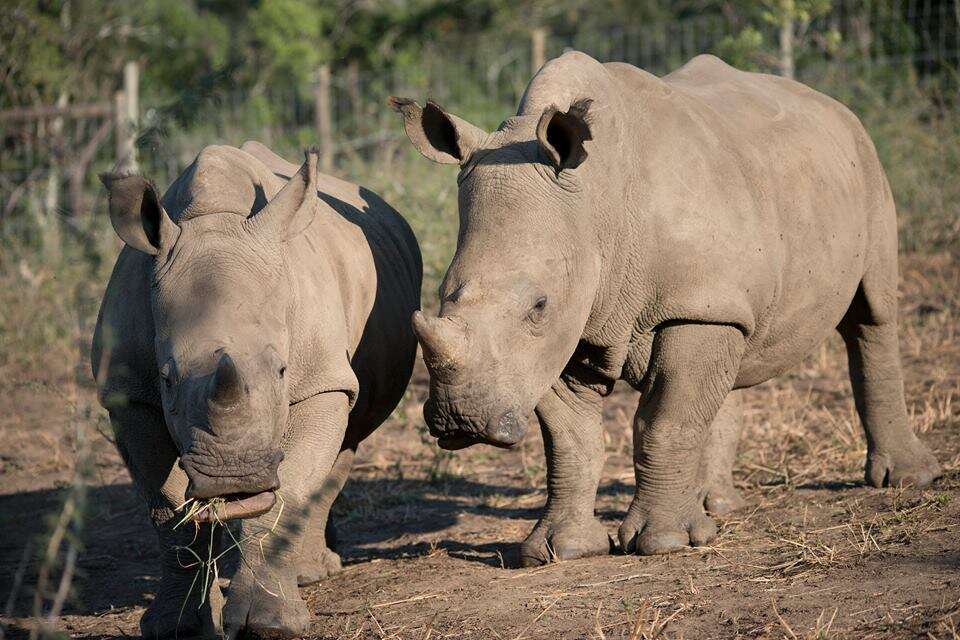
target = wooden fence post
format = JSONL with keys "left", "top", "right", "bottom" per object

{"left": 779, "top": 13, "right": 795, "bottom": 79}
{"left": 114, "top": 61, "right": 140, "bottom": 172}
{"left": 531, "top": 28, "right": 547, "bottom": 75}
{"left": 347, "top": 60, "right": 361, "bottom": 134}
{"left": 315, "top": 64, "right": 333, "bottom": 172}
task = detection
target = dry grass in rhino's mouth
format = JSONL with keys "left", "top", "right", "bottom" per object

{"left": 170, "top": 493, "right": 287, "bottom": 620}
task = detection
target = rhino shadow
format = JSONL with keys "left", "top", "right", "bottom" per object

{"left": 0, "top": 482, "right": 157, "bottom": 618}
{"left": 330, "top": 474, "right": 542, "bottom": 569}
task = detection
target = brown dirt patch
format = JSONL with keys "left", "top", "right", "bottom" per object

{"left": 2, "top": 253, "right": 958, "bottom": 639}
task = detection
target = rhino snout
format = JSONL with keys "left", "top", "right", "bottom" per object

{"left": 486, "top": 410, "right": 526, "bottom": 447}
{"left": 181, "top": 444, "right": 283, "bottom": 500}
{"left": 425, "top": 396, "right": 526, "bottom": 450}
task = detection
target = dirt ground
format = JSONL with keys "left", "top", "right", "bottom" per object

{"left": 1, "top": 253, "right": 958, "bottom": 639}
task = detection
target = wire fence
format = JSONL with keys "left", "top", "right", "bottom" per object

{"left": 1, "top": 0, "right": 957, "bottom": 228}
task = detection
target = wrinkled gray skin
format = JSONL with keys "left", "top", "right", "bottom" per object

{"left": 392, "top": 51, "right": 941, "bottom": 566}
{"left": 92, "top": 143, "right": 421, "bottom": 638}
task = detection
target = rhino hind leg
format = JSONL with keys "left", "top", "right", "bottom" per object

{"left": 109, "top": 402, "right": 219, "bottom": 640}
{"left": 297, "top": 446, "right": 356, "bottom": 586}
{"left": 700, "top": 390, "right": 746, "bottom": 517}
{"left": 838, "top": 283, "right": 941, "bottom": 488}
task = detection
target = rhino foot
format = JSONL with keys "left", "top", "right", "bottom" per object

{"left": 702, "top": 482, "right": 746, "bottom": 517}
{"left": 618, "top": 498, "right": 717, "bottom": 556}
{"left": 866, "top": 440, "right": 941, "bottom": 489}
{"left": 139, "top": 582, "right": 216, "bottom": 640}
{"left": 297, "top": 546, "right": 342, "bottom": 586}
{"left": 223, "top": 570, "right": 310, "bottom": 640}
{"left": 519, "top": 517, "right": 611, "bottom": 567}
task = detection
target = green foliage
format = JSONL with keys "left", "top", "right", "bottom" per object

{"left": 716, "top": 27, "right": 766, "bottom": 70}
{"left": 137, "top": 0, "right": 230, "bottom": 97}
{"left": 248, "top": 0, "right": 332, "bottom": 86}
{"left": 759, "top": 0, "right": 832, "bottom": 26}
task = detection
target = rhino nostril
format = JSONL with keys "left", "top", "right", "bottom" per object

{"left": 489, "top": 411, "right": 525, "bottom": 445}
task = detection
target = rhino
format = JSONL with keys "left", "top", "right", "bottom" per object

{"left": 391, "top": 51, "right": 941, "bottom": 565}
{"left": 92, "top": 142, "right": 421, "bottom": 637}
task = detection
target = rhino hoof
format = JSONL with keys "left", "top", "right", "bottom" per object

{"left": 140, "top": 590, "right": 214, "bottom": 639}
{"left": 866, "top": 442, "right": 942, "bottom": 489}
{"left": 223, "top": 573, "right": 310, "bottom": 640}
{"left": 519, "top": 517, "right": 612, "bottom": 567}
{"left": 703, "top": 483, "right": 746, "bottom": 517}
{"left": 618, "top": 501, "right": 717, "bottom": 556}
{"left": 297, "top": 547, "right": 343, "bottom": 586}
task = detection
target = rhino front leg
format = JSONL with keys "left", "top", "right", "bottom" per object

{"left": 520, "top": 378, "right": 610, "bottom": 566}
{"left": 223, "top": 391, "right": 350, "bottom": 640}
{"left": 109, "top": 402, "right": 218, "bottom": 640}
{"left": 297, "top": 445, "right": 355, "bottom": 586}
{"left": 700, "top": 390, "right": 746, "bottom": 516}
{"left": 619, "top": 323, "right": 744, "bottom": 556}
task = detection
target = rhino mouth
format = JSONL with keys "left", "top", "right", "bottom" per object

{"left": 437, "top": 433, "right": 482, "bottom": 450}
{"left": 426, "top": 398, "right": 526, "bottom": 451}
{"left": 193, "top": 491, "right": 277, "bottom": 522}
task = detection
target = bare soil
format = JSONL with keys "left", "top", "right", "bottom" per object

{"left": 1, "top": 254, "right": 958, "bottom": 639}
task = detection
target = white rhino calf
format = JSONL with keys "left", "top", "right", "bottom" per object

{"left": 93, "top": 143, "right": 421, "bottom": 637}
{"left": 391, "top": 52, "right": 941, "bottom": 565}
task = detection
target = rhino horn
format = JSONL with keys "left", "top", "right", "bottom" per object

{"left": 411, "top": 311, "right": 467, "bottom": 373}
{"left": 209, "top": 352, "right": 244, "bottom": 409}
{"left": 245, "top": 148, "right": 318, "bottom": 239}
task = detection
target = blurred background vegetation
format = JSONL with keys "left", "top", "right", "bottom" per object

{"left": 0, "top": 0, "right": 958, "bottom": 379}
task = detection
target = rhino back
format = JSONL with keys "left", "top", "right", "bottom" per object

{"left": 517, "top": 53, "right": 894, "bottom": 388}
{"left": 599, "top": 56, "right": 891, "bottom": 384}
{"left": 292, "top": 181, "right": 422, "bottom": 441}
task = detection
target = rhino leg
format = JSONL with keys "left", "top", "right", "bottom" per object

{"left": 223, "top": 392, "right": 350, "bottom": 640}
{"left": 839, "top": 285, "right": 941, "bottom": 488}
{"left": 619, "top": 323, "right": 744, "bottom": 556}
{"left": 109, "top": 402, "right": 218, "bottom": 640}
{"left": 296, "top": 446, "right": 355, "bottom": 586}
{"left": 700, "top": 390, "right": 746, "bottom": 516}
{"left": 520, "top": 378, "right": 610, "bottom": 567}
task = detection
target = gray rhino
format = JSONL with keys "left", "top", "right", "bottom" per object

{"left": 92, "top": 143, "right": 421, "bottom": 637}
{"left": 391, "top": 52, "right": 940, "bottom": 565}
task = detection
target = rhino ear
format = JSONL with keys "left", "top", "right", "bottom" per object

{"left": 245, "top": 148, "right": 318, "bottom": 239}
{"left": 99, "top": 173, "right": 179, "bottom": 256}
{"left": 388, "top": 97, "right": 486, "bottom": 165}
{"left": 536, "top": 99, "right": 593, "bottom": 173}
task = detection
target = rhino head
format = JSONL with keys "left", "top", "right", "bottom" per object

{"left": 391, "top": 97, "right": 605, "bottom": 450}
{"left": 100, "top": 150, "right": 320, "bottom": 515}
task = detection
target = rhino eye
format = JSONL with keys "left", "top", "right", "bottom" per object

{"left": 527, "top": 296, "right": 548, "bottom": 324}
{"left": 279, "top": 365, "right": 287, "bottom": 379}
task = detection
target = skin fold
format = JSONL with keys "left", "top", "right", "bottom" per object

{"left": 391, "top": 51, "right": 941, "bottom": 564}
{"left": 92, "top": 143, "right": 421, "bottom": 638}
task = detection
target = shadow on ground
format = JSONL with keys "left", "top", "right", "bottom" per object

{"left": 1, "top": 473, "right": 549, "bottom": 617}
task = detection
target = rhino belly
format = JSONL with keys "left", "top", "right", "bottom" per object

{"left": 735, "top": 247, "right": 865, "bottom": 387}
